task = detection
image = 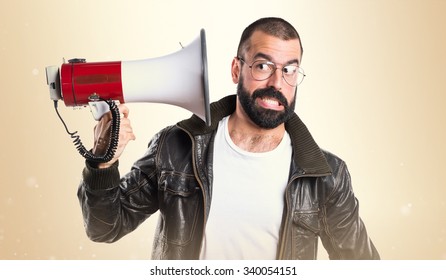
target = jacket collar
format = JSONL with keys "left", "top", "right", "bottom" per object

{"left": 177, "top": 94, "right": 331, "bottom": 176}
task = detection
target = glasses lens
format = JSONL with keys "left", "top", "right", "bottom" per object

{"left": 282, "top": 65, "right": 298, "bottom": 86}
{"left": 284, "top": 66, "right": 305, "bottom": 87}
{"left": 249, "top": 60, "right": 305, "bottom": 87}
{"left": 251, "top": 61, "right": 275, "bottom": 80}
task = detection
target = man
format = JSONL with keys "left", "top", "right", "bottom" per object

{"left": 78, "top": 17, "right": 380, "bottom": 260}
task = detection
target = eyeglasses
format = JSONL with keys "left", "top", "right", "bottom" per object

{"left": 238, "top": 57, "right": 306, "bottom": 87}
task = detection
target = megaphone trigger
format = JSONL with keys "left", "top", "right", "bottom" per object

{"left": 88, "top": 100, "right": 121, "bottom": 121}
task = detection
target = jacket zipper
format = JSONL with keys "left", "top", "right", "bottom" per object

{"left": 277, "top": 174, "right": 297, "bottom": 259}
{"left": 177, "top": 125, "right": 208, "bottom": 256}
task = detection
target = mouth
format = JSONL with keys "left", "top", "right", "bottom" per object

{"left": 257, "top": 96, "right": 284, "bottom": 111}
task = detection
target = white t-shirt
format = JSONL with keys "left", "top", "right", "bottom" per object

{"left": 199, "top": 116, "right": 292, "bottom": 259}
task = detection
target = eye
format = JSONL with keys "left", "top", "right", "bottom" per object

{"left": 283, "top": 65, "right": 298, "bottom": 76}
{"left": 253, "top": 61, "right": 273, "bottom": 73}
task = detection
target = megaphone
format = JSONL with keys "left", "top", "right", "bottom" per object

{"left": 45, "top": 29, "right": 210, "bottom": 125}
{"left": 45, "top": 29, "right": 210, "bottom": 163}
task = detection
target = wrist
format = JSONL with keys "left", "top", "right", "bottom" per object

{"left": 97, "top": 161, "right": 114, "bottom": 169}
{"left": 86, "top": 159, "right": 118, "bottom": 169}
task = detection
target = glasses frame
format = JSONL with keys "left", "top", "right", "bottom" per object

{"left": 237, "top": 57, "right": 306, "bottom": 87}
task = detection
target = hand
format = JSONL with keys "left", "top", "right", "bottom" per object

{"left": 92, "top": 104, "right": 136, "bottom": 168}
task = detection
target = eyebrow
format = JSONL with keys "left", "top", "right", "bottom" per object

{"left": 253, "top": 52, "right": 300, "bottom": 65}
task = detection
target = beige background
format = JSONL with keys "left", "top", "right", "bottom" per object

{"left": 1, "top": 0, "right": 445, "bottom": 260}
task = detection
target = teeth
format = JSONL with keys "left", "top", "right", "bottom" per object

{"left": 262, "top": 97, "right": 279, "bottom": 105}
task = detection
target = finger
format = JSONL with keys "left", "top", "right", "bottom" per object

{"left": 119, "top": 104, "right": 130, "bottom": 118}
{"left": 118, "top": 130, "right": 136, "bottom": 146}
{"left": 119, "top": 116, "right": 132, "bottom": 127}
{"left": 119, "top": 119, "right": 136, "bottom": 140}
{"left": 120, "top": 132, "right": 136, "bottom": 143}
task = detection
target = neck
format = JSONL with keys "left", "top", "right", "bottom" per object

{"left": 228, "top": 112, "right": 285, "bottom": 153}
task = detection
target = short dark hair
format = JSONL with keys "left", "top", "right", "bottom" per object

{"left": 236, "top": 17, "right": 303, "bottom": 58}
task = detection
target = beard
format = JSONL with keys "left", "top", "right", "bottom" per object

{"left": 237, "top": 77, "right": 296, "bottom": 129}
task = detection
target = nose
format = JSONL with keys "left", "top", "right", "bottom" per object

{"left": 266, "top": 68, "right": 284, "bottom": 91}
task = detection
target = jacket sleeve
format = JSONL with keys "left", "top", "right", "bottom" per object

{"left": 319, "top": 157, "right": 380, "bottom": 259}
{"left": 77, "top": 131, "right": 163, "bottom": 243}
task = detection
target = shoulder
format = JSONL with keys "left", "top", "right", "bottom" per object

{"left": 148, "top": 125, "right": 191, "bottom": 151}
{"left": 318, "top": 150, "right": 353, "bottom": 198}
{"left": 321, "top": 149, "right": 348, "bottom": 174}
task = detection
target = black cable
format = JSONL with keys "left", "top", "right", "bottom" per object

{"left": 53, "top": 99, "right": 120, "bottom": 163}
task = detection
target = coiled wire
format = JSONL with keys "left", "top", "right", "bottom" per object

{"left": 53, "top": 99, "right": 120, "bottom": 163}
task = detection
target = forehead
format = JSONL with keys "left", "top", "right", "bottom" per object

{"left": 244, "top": 30, "right": 302, "bottom": 64}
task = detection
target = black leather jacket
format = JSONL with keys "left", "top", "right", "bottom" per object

{"left": 78, "top": 94, "right": 379, "bottom": 260}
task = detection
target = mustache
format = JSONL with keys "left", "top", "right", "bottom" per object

{"left": 252, "top": 87, "right": 289, "bottom": 107}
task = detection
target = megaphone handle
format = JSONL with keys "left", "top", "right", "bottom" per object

{"left": 89, "top": 100, "right": 112, "bottom": 121}
{"left": 53, "top": 99, "right": 120, "bottom": 163}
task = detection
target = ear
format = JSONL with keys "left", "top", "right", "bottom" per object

{"left": 231, "top": 57, "right": 240, "bottom": 84}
